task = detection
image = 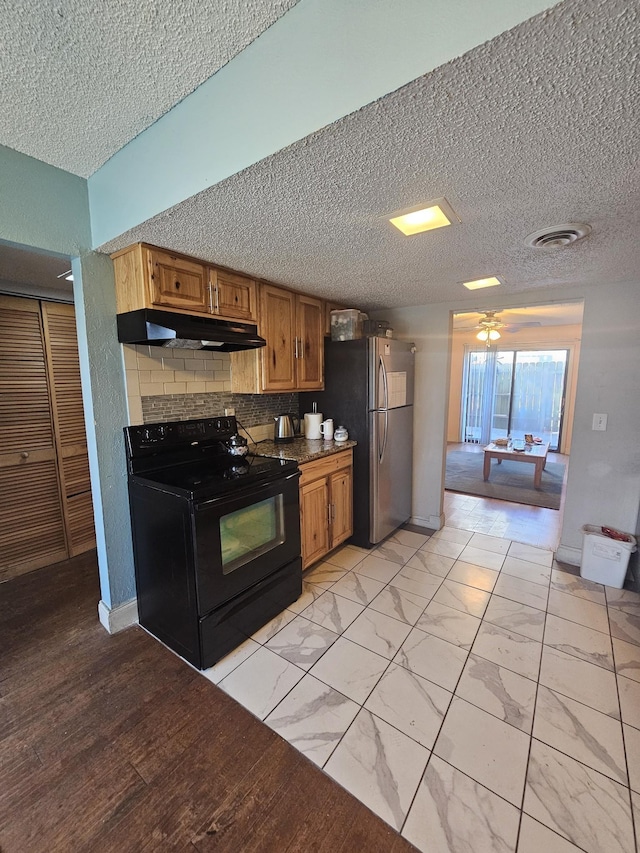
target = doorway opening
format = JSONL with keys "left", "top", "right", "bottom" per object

{"left": 444, "top": 302, "right": 583, "bottom": 536}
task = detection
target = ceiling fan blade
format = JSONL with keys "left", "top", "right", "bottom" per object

{"left": 503, "top": 321, "right": 542, "bottom": 332}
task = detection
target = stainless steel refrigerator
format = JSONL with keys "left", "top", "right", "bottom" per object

{"left": 300, "top": 336, "right": 415, "bottom": 548}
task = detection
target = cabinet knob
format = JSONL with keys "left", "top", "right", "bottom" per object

{"left": 174, "top": 280, "right": 181, "bottom": 290}
{"left": 20, "top": 451, "right": 29, "bottom": 459}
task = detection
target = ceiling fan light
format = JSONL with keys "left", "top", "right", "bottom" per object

{"left": 476, "top": 328, "right": 501, "bottom": 342}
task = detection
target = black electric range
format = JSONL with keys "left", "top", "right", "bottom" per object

{"left": 124, "top": 416, "right": 302, "bottom": 669}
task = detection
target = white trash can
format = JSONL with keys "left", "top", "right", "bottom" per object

{"left": 580, "top": 525, "right": 637, "bottom": 588}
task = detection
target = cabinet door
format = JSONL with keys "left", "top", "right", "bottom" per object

{"left": 295, "top": 294, "right": 324, "bottom": 390}
{"left": 0, "top": 296, "right": 68, "bottom": 580}
{"left": 260, "top": 284, "right": 296, "bottom": 391}
{"left": 300, "top": 478, "right": 329, "bottom": 569}
{"left": 211, "top": 269, "right": 257, "bottom": 322}
{"left": 330, "top": 468, "right": 352, "bottom": 549}
{"left": 42, "top": 302, "right": 96, "bottom": 557}
{"left": 147, "top": 248, "right": 209, "bottom": 313}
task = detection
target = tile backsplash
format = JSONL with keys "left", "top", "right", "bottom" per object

{"left": 141, "top": 392, "right": 299, "bottom": 428}
{"left": 123, "top": 344, "right": 299, "bottom": 437}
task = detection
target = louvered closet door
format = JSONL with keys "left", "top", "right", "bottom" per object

{"left": 42, "top": 302, "right": 96, "bottom": 556}
{"left": 0, "top": 295, "right": 68, "bottom": 580}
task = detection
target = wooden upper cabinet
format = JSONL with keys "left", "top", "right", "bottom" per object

{"left": 296, "top": 294, "right": 324, "bottom": 390}
{"left": 210, "top": 268, "right": 257, "bottom": 322}
{"left": 148, "top": 249, "right": 209, "bottom": 313}
{"left": 112, "top": 243, "right": 324, "bottom": 393}
{"left": 230, "top": 283, "right": 324, "bottom": 393}
{"left": 260, "top": 284, "right": 297, "bottom": 391}
{"left": 111, "top": 243, "right": 256, "bottom": 323}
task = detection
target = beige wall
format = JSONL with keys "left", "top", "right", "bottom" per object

{"left": 382, "top": 280, "right": 640, "bottom": 563}
{"left": 122, "top": 344, "right": 231, "bottom": 425}
{"left": 446, "top": 324, "right": 582, "bottom": 454}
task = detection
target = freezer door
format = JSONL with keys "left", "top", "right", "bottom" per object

{"left": 369, "top": 405, "right": 414, "bottom": 544}
{"left": 370, "top": 338, "right": 415, "bottom": 410}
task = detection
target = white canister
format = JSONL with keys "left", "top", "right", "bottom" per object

{"left": 304, "top": 412, "right": 323, "bottom": 439}
{"left": 334, "top": 425, "right": 348, "bottom": 442}
{"left": 320, "top": 418, "right": 334, "bottom": 440}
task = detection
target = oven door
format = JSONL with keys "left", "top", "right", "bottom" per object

{"left": 192, "top": 469, "right": 301, "bottom": 614}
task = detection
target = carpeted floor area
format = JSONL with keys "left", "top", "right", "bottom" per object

{"left": 445, "top": 450, "right": 565, "bottom": 509}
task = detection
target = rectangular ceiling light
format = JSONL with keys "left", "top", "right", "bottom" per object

{"left": 389, "top": 198, "right": 459, "bottom": 236}
{"left": 462, "top": 276, "right": 502, "bottom": 290}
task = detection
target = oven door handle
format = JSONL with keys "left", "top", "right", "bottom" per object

{"left": 194, "top": 469, "right": 300, "bottom": 509}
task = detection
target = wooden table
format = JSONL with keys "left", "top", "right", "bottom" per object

{"left": 483, "top": 442, "right": 549, "bottom": 488}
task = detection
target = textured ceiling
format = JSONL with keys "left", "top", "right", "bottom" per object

{"left": 1, "top": 0, "right": 639, "bottom": 315}
{"left": 0, "top": 0, "right": 297, "bottom": 177}
{"left": 98, "top": 0, "right": 640, "bottom": 311}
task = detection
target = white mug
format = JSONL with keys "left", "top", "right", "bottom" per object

{"left": 320, "top": 418, "right": 334, "bottom": 440}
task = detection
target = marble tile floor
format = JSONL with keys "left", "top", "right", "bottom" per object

{"left": 202, "top": 519, "right": 640, "bottom": 853}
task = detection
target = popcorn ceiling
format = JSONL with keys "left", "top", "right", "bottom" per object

{"left": 0, "top": 0, "right": 297, "bottom": 177}
{"left": 3, "top": 0, "right": 638, "bottom": 313}
{"left": 98, "top": 0, "right": 640, "bottom": 311}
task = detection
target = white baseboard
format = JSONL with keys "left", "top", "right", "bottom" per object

{"left": 98, "top": 598, "right": 139, "bottom": 634}
{"left": 411, "top": 514, "right": 444, "bottom": 531}
{"left": 555, "top": 544, "right": 582, "bottom": 566}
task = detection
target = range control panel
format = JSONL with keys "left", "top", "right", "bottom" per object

{"left": 125, "top": 416, "right": 238, "bottom": 456}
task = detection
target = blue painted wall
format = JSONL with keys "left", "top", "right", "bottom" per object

{"left": 0, "top": 145, "right": 134, "bottom": 614}
{"left": 0, "top": 144, "right": 91, "bottom": 254}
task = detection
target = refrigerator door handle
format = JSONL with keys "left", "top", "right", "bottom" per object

{"left": 378, "top": 409, "right": 388, "bottom": 463}
{"left": 378, "top": 356, "right": 389, "bottom": 410}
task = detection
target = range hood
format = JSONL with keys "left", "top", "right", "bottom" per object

{"left": 117, "top": 308, "right": 266, "bottom": 351}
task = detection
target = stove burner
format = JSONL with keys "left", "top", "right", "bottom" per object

{"left": 225, "top": 463, "right": 250, "bottom": 477}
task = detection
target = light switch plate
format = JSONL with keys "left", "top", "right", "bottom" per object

{"left": 592, "top": 413, "right": 608, "bottom": 431}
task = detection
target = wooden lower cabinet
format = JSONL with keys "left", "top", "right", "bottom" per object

{"left": 299, "top": 449, "right": 353, "bottom": 570}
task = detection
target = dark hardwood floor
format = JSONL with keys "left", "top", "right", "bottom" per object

{"left": 0, "top": 552, "right": 416, "bottom": 852}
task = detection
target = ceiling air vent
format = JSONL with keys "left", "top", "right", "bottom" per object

{"left": 524, "top": 223, "right": 591, "bottom": 248}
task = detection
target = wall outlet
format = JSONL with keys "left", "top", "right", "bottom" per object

{"left": 592, "top": 413, "right": 607, "bottom": 431}
{"left": 225, "top": 407, "right": 235, "bottom": 417}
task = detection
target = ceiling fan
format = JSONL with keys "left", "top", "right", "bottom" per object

{"left": 468, "top": 311, "right": 541, "bottom": 345}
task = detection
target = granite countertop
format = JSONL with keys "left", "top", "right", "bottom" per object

{"left": 250, "top": 436, "right": 357, "bottom": 464}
